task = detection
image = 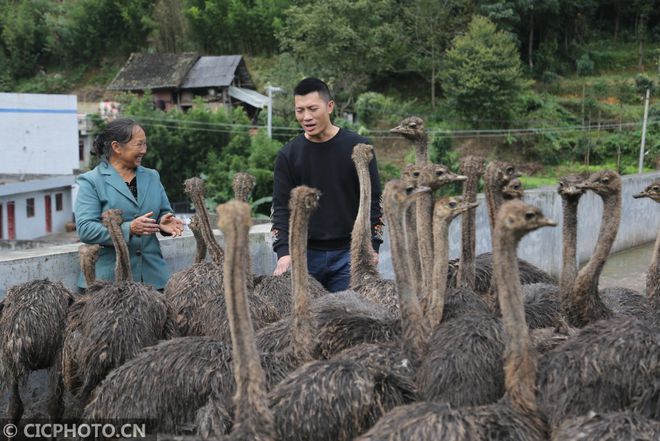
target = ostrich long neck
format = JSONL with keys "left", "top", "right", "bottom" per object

{"left": 350, "top": 160, "right": 379, "bottom": 288}
{"left": 415, "top": 135, "right": 429, "bottom": 165}
{"left": 190, "top": 190, "right": 224, "bottom": 266}
{"left": 386, "top": 200, "right": 428, "bottom": 364}
{"left": 485, "top": 176, "right": 504, "bottom": 239}
{"left": 222, "top": 208, "right": 273, "bottom": 433}
{"left": 290, "top": 200, "right": 316, "bottom": 362}
{"left": 493, "top": 227, "right": 537, "bottom": 414}
{"left": 416, "top": 192, "right": 434, "bottom": 307}
{"left": 107, "top": 220, "right": 132, "bottom": 282}
{"left": 648, "top": 228, "right": 660, "bottom": 312}
{"left": 190, "top": 218, "right": 207, "bottom": 264}
{"left": 405, "top": 206, "right": 422, "bottom": 296}
{"left": 457, "top": 167, "right": 482, "bottom": 289}
{"left": 560, "top": 197, "right": 580, "bottom": 315}
{"left": 427, "top": 212, "right": 451, "bottom": 330}
{"left": 80, "top": 247, "right": 98, "bottom": 286}
{"left": 572, "top": 191, "right": 620, "bottom": 326}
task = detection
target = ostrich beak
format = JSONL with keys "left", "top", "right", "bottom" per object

{"left": 390, "top": 125, "right": 404, "bottom": 134}
{"left": 452, "top": 174, "right": 468, "bottom": 182}
{"left": 632, "top": 191, "right": 647, "bottom": 199}
{"left": 540, "top": 217, "right": 557, "bottom": 227}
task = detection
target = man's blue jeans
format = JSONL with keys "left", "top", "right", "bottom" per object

{"left": 307, "top": 248, "right": 351, "bottom": 293}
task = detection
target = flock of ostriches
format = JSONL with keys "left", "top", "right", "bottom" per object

{"left": 0, "top": 116, "right": 659, "bottom": 441}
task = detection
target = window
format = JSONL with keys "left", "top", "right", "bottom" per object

{"left": 56, "top": 193, "right": 63, "bottom": 211}
{"left": 26, "top": 198, "right": 35, "bottom": 218}
{"left": 79, "top": 138, "right": 85, "bottom": 161}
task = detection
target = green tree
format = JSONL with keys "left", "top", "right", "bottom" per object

{"left": 403, "top": 0, "right": 471, "bottom": 108}
{"left": 1, "top": 0, "right": 52, "bottom": 78}
{"left": 277, "top": 0, "right": 408, "bottom": 108}
{"left": 440, "top": 16, "right": 528, "bottom": 128}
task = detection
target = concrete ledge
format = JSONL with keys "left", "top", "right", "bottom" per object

{"left": 1, "top": 171, "right": 659, "bottom": 299}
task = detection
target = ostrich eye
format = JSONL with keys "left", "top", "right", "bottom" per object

{"left": 601, "top": 177, "right": 609, "bottom": 184}
{"left": 409, "top": 123, "right": 417, "bottom": 129}
{"left": 513, "top": 184, "right": 520, "bottom": 190}
{"left": 449, "top": 201, "right": 457, "bottom": 208}
{"left": 525, "top": 212, "right": 536, "bottom": 221}
{"left": 653, "top": 186, "right": 659, "bottom": 191}
{"left": 506, "top": 167, "right": 514, "bottom": 175}
{"left": 413, "top": 171, "right": 420, "bottom": 177}
{"left": 436, "top": 170, "right": 444, "bottom": 176}
{"left": 405, "top": 186, "right": 414, "bottom": 195}
{"left": 558, "top": 181, "right": 565, "bottom": 187}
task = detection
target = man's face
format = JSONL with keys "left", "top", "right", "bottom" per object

{"left": 294, "top": 92, "right": 334, "bottom": 139}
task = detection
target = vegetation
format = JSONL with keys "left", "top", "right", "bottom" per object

{"left": 1, "top": 0, "right": 659, "bottom": 208}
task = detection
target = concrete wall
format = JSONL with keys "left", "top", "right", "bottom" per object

{"left": 1, "top": 171, "right": 659, "bottom": 299}
{"left": 0, "top": 93, "right": 79, "bottom": 175}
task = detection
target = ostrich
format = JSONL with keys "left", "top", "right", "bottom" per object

{"left": 552, "top": 410, "right": 660, "bottom": 440}
{"left": 472, "top": 161, "right": 556, "bottom": 299}
{"left": 269, "top": 180, "right": 429, "bottom": 441}
{"left": 164, "top": 178, "right": 226, "bottom": 336}
{"left": 537, "top": 174, "right": 659, "bottom": 428}
{"left": 503, "top": 177, "right": 524, "bottom": 200}
{"left": 426, "top": 196, "right": 480, "bottom": 330}
{"left": 62, "top": 209, "right": 175, "bottom": 404}
{"left": 213, "top": 200, "right": 276, "bottom": 441}
{"left": 456, "top": 155, "right": 485, "bottom": 290}
{"left": 633, "top": 180, "right": 660, "bottom": 313}
{"left": 0, "top": 279, "right": 73, "bottom": 424}
{"left": 391, "top": 116, "right": 428, "bottom": 165}
{"left": 566, "top": 170, "right": 653, "bottom": 327}
{"left": 358, "top": 200, "right": 556, "bottom": 441}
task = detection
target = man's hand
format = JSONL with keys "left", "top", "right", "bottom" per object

{"left": 273, "top": 255, "right": 292, "bottom": 276}
{"left": 130, "top": 211, "right": 161, "bottom": 236}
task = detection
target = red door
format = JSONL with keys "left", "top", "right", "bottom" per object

{"left": 0, "top": 203, "right": 3, "bottom": 239}
{"left": 8, "top": 201, "right": 15, "bottom": 240}
{"left": 45, "top": 195, "right": 52, "bottom": 233}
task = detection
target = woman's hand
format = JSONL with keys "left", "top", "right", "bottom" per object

{"left": 130, "top": 211, "right": 161, "bottom": 236}
{"left": 159, "top": 213, "right": 185, "bottom": 237}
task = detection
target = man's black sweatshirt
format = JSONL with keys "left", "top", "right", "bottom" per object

{"left": 271, "top": 128, "right": 384, "bottom": 260}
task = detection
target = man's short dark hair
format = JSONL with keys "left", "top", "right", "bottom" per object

{"left": 293, "top": 77, "right": 332, "bottom": 102}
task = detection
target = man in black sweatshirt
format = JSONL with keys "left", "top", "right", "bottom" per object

{"left": 271, "top": 77, "right": 384, "bottom": 292}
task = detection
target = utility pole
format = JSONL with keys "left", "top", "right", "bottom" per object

{"left": 639, "top": 87, "right": 651, "bottom": 173}
{"left": 266, "top": 85, "right": 283, "bottom": 139}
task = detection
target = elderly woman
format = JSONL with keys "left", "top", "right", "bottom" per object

{"left": 75, "top": 118, "right": 184, "bottom": 291}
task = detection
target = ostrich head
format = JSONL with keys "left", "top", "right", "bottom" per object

{"left": 401, "top": 164, "right": 422, "bottom": 187}
{"left": 502, "top": 177, "right": 524, "bottom": 200}
{"left": 633, "top": 180, "right": 660, "bottom": 202}
{"left": 390, "top": 116, "right": 426, "bottom": 142}
{"left": 232, "top": 172, "right": 256, "bottom": 202}
{"left": 101, "top": 209, "right": 124, "bottom": 229}
{"left": 383, "top": 179, "right": 430, "bottom": 213}
{"left": 184, "top": 177, "right": 205, "bottom": 198}
{"left": 352, "top": 143, "right": 374, "bottom": 167}
{"left": 435, "top": 196, "right": 479, "bottom": 222}
{"left": 558, "top": 174, "right": 588, "bottom": 199}
{"left": 419, "top": 164, "right": 467, "bottom": 190}
{"left": 289, "top": 186, "right": 321, "bottom": 212}
{"left": 460, "top": 155, "right": 485, "bottom": 176}
{"left": 577, "top": 170, "right": 621, "bottom": 197}
{"left": 498, "top": 200, "right": 557, "bottom": 240}
{"left": 485, "top": 161, "right": 520, "bottom": 187}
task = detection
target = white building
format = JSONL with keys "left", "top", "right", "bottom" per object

{"left": 0, "top": 93, "right": 78, "bottom": 240}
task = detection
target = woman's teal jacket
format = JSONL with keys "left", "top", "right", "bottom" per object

{"left": 75, "top": 161, "right": 174, "bottom": 289}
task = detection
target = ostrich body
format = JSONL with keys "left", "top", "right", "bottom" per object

{"left": 269, "top": 180, "right": 428, "bottom": 441}
{"left": 0, "top": 279, "right": 73, "bottom": 423}
{"left": 634, "top": 180, "right": 660, "bottom": 314}
{"left": 358, "top": 200, "right": 556, "bottom": 441}
{"left": 456, "top": 155, "right": 485, "bottom": 290}
{"left": 62, "top": 209, "right": 174, "bottom": 403}
{"left": 552, "top": 411, "right": 660, "bottom": 440}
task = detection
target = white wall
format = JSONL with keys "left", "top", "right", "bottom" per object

{"left": 0, "top": 187, "right": 73, "bottom": 240}
{"left": 0, "top": 93, "right": 79, "bottom": 175}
